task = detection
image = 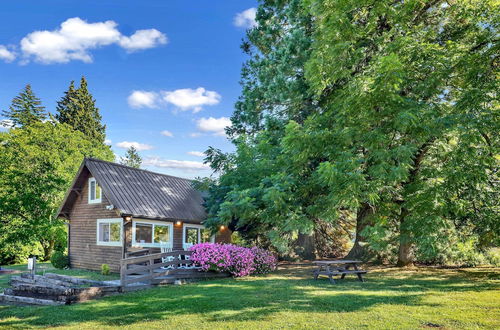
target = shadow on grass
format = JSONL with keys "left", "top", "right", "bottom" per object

{"left": 0, "top": 265, "right": 498, "bottom": 328}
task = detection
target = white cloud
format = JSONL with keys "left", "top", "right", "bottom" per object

{"left": 143, "top": 156, "right": 210, "bottom": 171}
{"left": 234, "top": 8, "right": 257, "bottom": 28}
{"left": 187, "top": 151, "right": 205, "bottom": 157}
{"left": 116, "top": 141, "right": 153, "bottom": 151}
{"left": 161, "top": 87, "right": 220, "bottom": 113}
{"left": 160, "top": 130, "right": 173, "bottom": 137}
{"left": 19, "top": 17, "right": 167, "bottom": 64}
{"left": 0, "top": 119, "right": 15, "bottom": 129}
{"left": 118, "top": 29, "right": 167, "bottom": 52}
{"left": 104, "top": 139, "right": 112, "bottom": 145}
{"left": 195, "top": 116, "right": 231, "bottom": 136}
{"left": 0, "top": 46, "right": 16, "bottom": 62}
{"left": 127, "top": 87, "right": 220, "bottom": 112}
{"left": 128, "top": 90, "right": 159, "bottom": 109}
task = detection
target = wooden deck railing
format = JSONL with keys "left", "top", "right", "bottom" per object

{"left": 120, "top": 250, "right": 196, "bottom": 287}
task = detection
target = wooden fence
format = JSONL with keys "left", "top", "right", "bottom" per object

{"left": 120, "top": 250, "right": 229, "bottom": 288}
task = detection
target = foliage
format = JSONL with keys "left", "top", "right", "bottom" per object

{"left": 120, "top": 146, "right": 142, "bottom": 168}
{"left": 101, "top": 264, "right": 110, "bottom": 275}
{"left": 0, "top": 121, "right": 113, "bottom": 262}
{"left": 50, "top": 251, "right": 69, "bottom": 269}
{"left": 203, "top": 0, "right": 499, "bottom": 266}
{"left": 1, "top": 84, "right": 46, "bottom": 128}
{"left": 55, "top": 77, "right": 107, "bottom": 144}
{"left": 189, "top": 243, "right": 277, "bottom": 277}
{"left": 0, "top": 265, "right": 499, "bottom": 329}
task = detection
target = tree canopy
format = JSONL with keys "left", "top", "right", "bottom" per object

{"left": 2, "top": 84, "right": 46, "bottom": 128}
{"left": 202, "top": 0, "right": 499, "bottom": 265}
{"left": 120, "top": 146, "right": 142, "bottom": 168}
{"left": 55, "top": 77, "right": 107, "bottom": 144}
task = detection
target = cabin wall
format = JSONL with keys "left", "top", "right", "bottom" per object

{"left": 68, "top": 172, "right": 122, "bottom": 272}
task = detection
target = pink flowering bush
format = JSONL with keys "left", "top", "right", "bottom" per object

{"left": 190, "top": 243, "right": 277, "bottom": 277}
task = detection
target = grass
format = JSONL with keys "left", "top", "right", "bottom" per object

{"left": 0, "top": 262, "right": 119, "bottom": 289}
{"left": 0, "top": 263, "right": 498, "bottom": 329}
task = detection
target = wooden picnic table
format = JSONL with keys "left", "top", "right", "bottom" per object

{"left": 313, "top": 260, "right": 367, "bottom": 284}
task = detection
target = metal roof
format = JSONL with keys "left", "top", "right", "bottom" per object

{"left": 59, "top": 158, "right": 206, "bottom": 222}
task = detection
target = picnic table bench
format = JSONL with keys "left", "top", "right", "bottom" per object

{"left": 313, "top": 260, "right": 367, "bottom": 284}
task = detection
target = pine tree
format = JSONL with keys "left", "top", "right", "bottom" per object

{"left": 120, "top": 146, "right": 142, "bottom": 168}
{"left": 55, "top": 80, "right": 77, "bottom": 125}
{"left": 2, "top": 84, "right": 46, "bottom": 127}
{"left": 55, "top": 77, "right": 106, "bottom": 143}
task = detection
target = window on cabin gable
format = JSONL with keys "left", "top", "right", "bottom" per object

{"left": 88, "top": 177, "right": 102, "bottom": 204}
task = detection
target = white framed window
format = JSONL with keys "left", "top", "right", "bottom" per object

{"left": 132, "top": 219, "right": 173, "bottom": 248}
{"left": 88, "top": 177, "right": 102, "bottom": 204}
{"left": 182, "top": 224, "right": 214, "bottom": 250}
{"left": 96, "top": 218, "right": 122, "bottom": 246}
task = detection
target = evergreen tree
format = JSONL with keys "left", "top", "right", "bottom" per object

{"left": 2, "top": 84, "right": 46, "bottom": 127}
{"left": 55, "top": 77, "right": 106, "bottom": 144}
{"left": 120, "top": 146, "right": 142, "bottom": 168}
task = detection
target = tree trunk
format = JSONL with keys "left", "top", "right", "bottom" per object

{"left": 396, "top": 214, "right": 413, "bottom": 267}
{"left": 345, "top": 203, "right": 375, "bottom": 260}
{"left": 41, "top": 239, "right": 55, "bottom": 261}
{"left": 296, "top": 233, "right": 316, "bottom": 260}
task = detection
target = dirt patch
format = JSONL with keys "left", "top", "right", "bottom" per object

{"left": 0, "top": 269, "right": 21, "bottom": 274}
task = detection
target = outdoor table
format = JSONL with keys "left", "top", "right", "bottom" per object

{"left": 313, "top": 260, "right": 367, "bottom": 284}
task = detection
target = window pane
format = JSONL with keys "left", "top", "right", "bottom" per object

{"left": 95, "top": 183, "right": 101, "bottom": 200}
{"left": 200, "top": 229, "right": 212, "bottom": 243}
{"left": 154, "top": 225, "right": 169, "bottom": 243}
{"left": 185, "top": 227, "right": 199, "bottom": 244}
{"left": 135, "top": 223, "right": 152, "bottom": 243}
{"left": 110, "top": 223, "right": 121, "bottom": 242}
{"left": 90, "top": 181, "right": 96, "bottom": 200}
{"left": 99, "top": 223, "right": 110, "bottom": 242}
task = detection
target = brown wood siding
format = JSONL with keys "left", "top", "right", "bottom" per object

{"left": 68, "top": 172, "right": 122, "bottom": 272}
{"left": 215, "top": 228, "right": 232, "bottom": 244}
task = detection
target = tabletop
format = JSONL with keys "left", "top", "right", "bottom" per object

{"left": 313, "top": 260, "right": 362, "bottom": 265}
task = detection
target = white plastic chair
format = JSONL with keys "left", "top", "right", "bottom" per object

{"left": 160, "top": 242, "right": 175, "bottom": 269}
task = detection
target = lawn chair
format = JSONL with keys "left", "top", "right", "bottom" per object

{"left": 160, "top": 242, "right": 176, "bottom": 270}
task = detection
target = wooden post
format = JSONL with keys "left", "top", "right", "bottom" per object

{"left": 149, "top": 256, "right": 154, "bottom": 285}
{"left": 120, "top": 261, "right": 126, "bottom": 288}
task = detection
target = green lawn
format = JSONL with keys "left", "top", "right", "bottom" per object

{"left": 0, "top": 264, "right": 498, "bottom": 329}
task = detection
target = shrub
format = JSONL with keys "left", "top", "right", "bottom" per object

{"left": 251, "top": 247, "right": 278, "bottom": 274}
{"left": 101, "top": 264, "right": 110, "bottom": 275}
{"left": 50, "top": 251, "right": 69, "bottom": 269}
{"left": 190, "top": 243, "right": 277, "bottom": 277}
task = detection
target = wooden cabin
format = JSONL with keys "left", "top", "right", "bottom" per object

{"left": 57, "top": 158, "right": 231, "bottom": 272}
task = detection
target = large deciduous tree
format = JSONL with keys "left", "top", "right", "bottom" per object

{"left": 0, "top": 122, "right": 114, "bottom": 261}
{"left": 203, "top": 0, "right": 498, "bottom": 265}
{"left": 296, "top": 0, "right": 499, "bottom": 264}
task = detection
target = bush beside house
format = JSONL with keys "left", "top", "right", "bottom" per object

{"left": 190, "top": 243, "right": 277, "bottom": 277}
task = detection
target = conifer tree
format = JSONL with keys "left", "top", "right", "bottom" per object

{"left": 55, "top": 77, "right": 106, "bottom": 144}
{"left": 120, "top": 146, "right": 142, "bottom": 168}
{"left": 2, "top": 84, "right": 46, "bottom": 127}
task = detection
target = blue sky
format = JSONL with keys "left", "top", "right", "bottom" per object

{"left": 0, "top": 0, "right": 257, "bottom": 178}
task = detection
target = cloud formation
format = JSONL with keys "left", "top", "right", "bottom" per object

{"left": 143, "top": 156, "right": 210, "bottom": 171}
{"left": 160, "top": 130, "right": 174, "bottom": 137}
{"left": 195, "top": 116, "right": 231, "bottom": 136}
{"left": 234, "top": 8, "right": 257, "bottom": 28}
{"left": 16, "top": 17, "right": 166, "bottom": 64}
{"left": 128, "top": 90, "right": 159, "bottom": 109}
{"left": 116, "top": 141, "right": 153, "bottom": 151}
{"left": 127, "top": 87, "right": 220, "bottom": 112}
{"left": 187, "top": 151, "right": 205, "bottom": 157}
{"left": 0, "top": 46, "right": 16, "bottom": 62}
